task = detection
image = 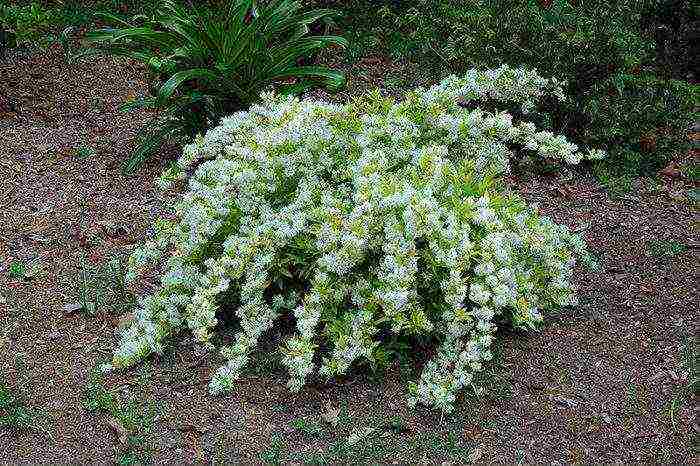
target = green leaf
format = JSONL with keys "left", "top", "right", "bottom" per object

{"left": 156, "top": 68, "right": 219, "bottom": 105}
{"left": 266, "top": 65, "right": 346, "bottom": 90}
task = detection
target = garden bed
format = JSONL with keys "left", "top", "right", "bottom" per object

{"left": 1, "top": 47, "right": 697, "bottom": 464}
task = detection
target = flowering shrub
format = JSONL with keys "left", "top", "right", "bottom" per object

{"left": 108, "top": 65, "right": 602, "bottom": 412}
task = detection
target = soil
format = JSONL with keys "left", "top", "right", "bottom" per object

{"left": 1, "top": 47, "right": 697, "bottom": 465}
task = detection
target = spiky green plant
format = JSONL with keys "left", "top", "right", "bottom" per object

{"left": 81, "top": 0, "right": 347, "bottom": 173}
{"left": 0, "top": 382, "right": 32, "bottom": 429}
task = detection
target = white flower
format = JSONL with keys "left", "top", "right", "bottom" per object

{"left": 112, "top": 66, "right": 594, "bottom": 413}
{"left": 469, "top": 283, "right": 492, "bottom": 305}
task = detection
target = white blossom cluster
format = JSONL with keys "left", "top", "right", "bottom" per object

{"left": 109, "top": 65, "right": 601, "bottom": 412}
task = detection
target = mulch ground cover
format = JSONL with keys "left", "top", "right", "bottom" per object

{"left": 1, "top": 47, "right": 697, "bottom": 464}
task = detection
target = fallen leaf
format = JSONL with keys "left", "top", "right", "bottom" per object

{"left": 321, "top": 400, "right": 340, "bottom": 427}
{"left": 186, "top": 355, "right": 208, "bottom": 369}
{"left": 73, "top": 228, "right": 92, "bottom": 249}
{"left": 659, "top": 162, "right": 681, "bottom": 179}
{"left": 88, "top": 249, "right": 103, "bottom": 264}
{"left": 62, "top": 303, "right": 84, "bottom": 314}
{"left": 178, "top": 423, "right": 208, "bottom": 434}
{"left": 550, "top": 395, "right": 579, "bottom": 408}
{"left": 556, "top": 186, "right": 573, "bottom": 198}
{"left": 25, "top": 234, "right": 49, "bottom": 245}
{"left": 627, "top": 432, "right": 656, "bottom": 439}
{"left": 639, "top": 134, "right": 657, "bottom": 152}
{"left": 97, "top": 221, "right": 129, "bottom": 238}
{"left": 463, "top": 425, "right": 483, "bottom": 439}
{"left": 362, "top": 57, "right": 382, "bottom": 66}
{"left": 106, "top": 417, "right": 128, "bottom": 445}
{"left": 348, "top": 427, "right": 374, "bottom": 446}
{"left": 468, "top": 447, "right": 483, "bottom": 463}
{"left": 118, "top": 312, "right": 135, "bottom": 330}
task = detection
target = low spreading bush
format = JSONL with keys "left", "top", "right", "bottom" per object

{"left": 106, "top": 66, "right": 603, "bottom": 412}
{"left": 82, "top": 0, "right": 347, "bottom": 173}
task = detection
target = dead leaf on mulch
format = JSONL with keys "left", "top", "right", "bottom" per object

{"left": 321, "top": 400, "right": 340, "bottom": 427}
{"left": 62, "top": 303, "right": 84, "bottom": 314}
{"left": 87, "top": 249, "right": 103, "bottom": 264}
{"left": 117, "top": 312, "right": 135, "bottom": 330}
{"left": 348, "top": 426, "right": 375, "bottom": 446}
{"left": 550, "top": 395, "right": 579, "bottom": 408}
{"left": 99, "top": 221, "right": 129, "bottom": 238}
{"left": 556, "top": 186, "right": 574, "bottom": 199}
{"left": 468, "top": 447, "right": 483, "bottom": 464}
{"left": 463, "top": 425, "right": 484, "bottom": 440}
{"left": 106, "top": 417, "right": 129, "bottom": 445}
{"left": 659, "top": 162, "right": 682, "bottom": 179}
{"left": 178, "top": 423, "right": 209, "bottom": 435}
{"left": 73, "top": 227, "right": 101, "bottom": 249}
{"left": 361, "top": 57, "right": 383, "bottom": 66}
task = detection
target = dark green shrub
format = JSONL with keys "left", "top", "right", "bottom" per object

{"left": 81, "top": 0, "right": 347, "bottom": 173}
{"left": 576, "top": 74, "right": 696, "bottom": 175}
{"left": 640, "top": 0, "right": 699, "bottom": 81}
{"left": 334, "top": 0, "right": 698, "bottom": 176}
{"left": 0, "top": 2, "right": 51, "bottom": 48}
{"left": 0, "top": 0, "right": 163, "bottom": 50}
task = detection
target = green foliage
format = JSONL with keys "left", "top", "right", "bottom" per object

{"left": 76, "top": 256, "right": 105, "bottom": 316}
{"left": 260, "top": 434, "right": 285, "bottom": 465}
{"left": 74, "top": 145, "right": 95, "bottom": 158}
{"left": 367, "top": 333, "right": 420, "bottom": 382}
{"left": 290, "top": 417, "right": 324, "bottom": 436}
{"left": 83, "top": 366, "right": 155, "bottom": 464}
{"left": 0, "top": 382, "right": 32, "bottom": 429}
{"left": 0, "top": 1, "right": 51, "bottom": 48}
{"left": 384, "top": 415, "right": 409, "bottom": 434}
{"left": 334, "top": 0, "right": 698, "bottom": 176}
{"left": 680, "top": 162, "right": 700, "bottom": 182}
{"left": 668, "top": 337, "right": 698, "bottom": 431}
{"left": 0, "top": 0, "right": 161, "bottom": 50}
{"left": 7, "top": 260, "right": 25, "bottom": 280}
{"left": 583, "top": 75, "right": 696, "bottom": 176}
{"left": 647, "top": 239, "right": 687, "bottom": 257}
{"left": 592, "top": 162, "right": 634, "bottom": 198}
{"left": 75, "top": 255, "right": 136, "bottom": 316}
{"left": 681, "top": 337, "right": 698, "bottom": 396}
{"left": 2, "top": 1, "right": 268, "bottom": 50}
{"left": 100, "top": 255, "right": 137, "bottom": 313}
{"left": 80, "top": 0, "right": 347, "bottom": 173}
